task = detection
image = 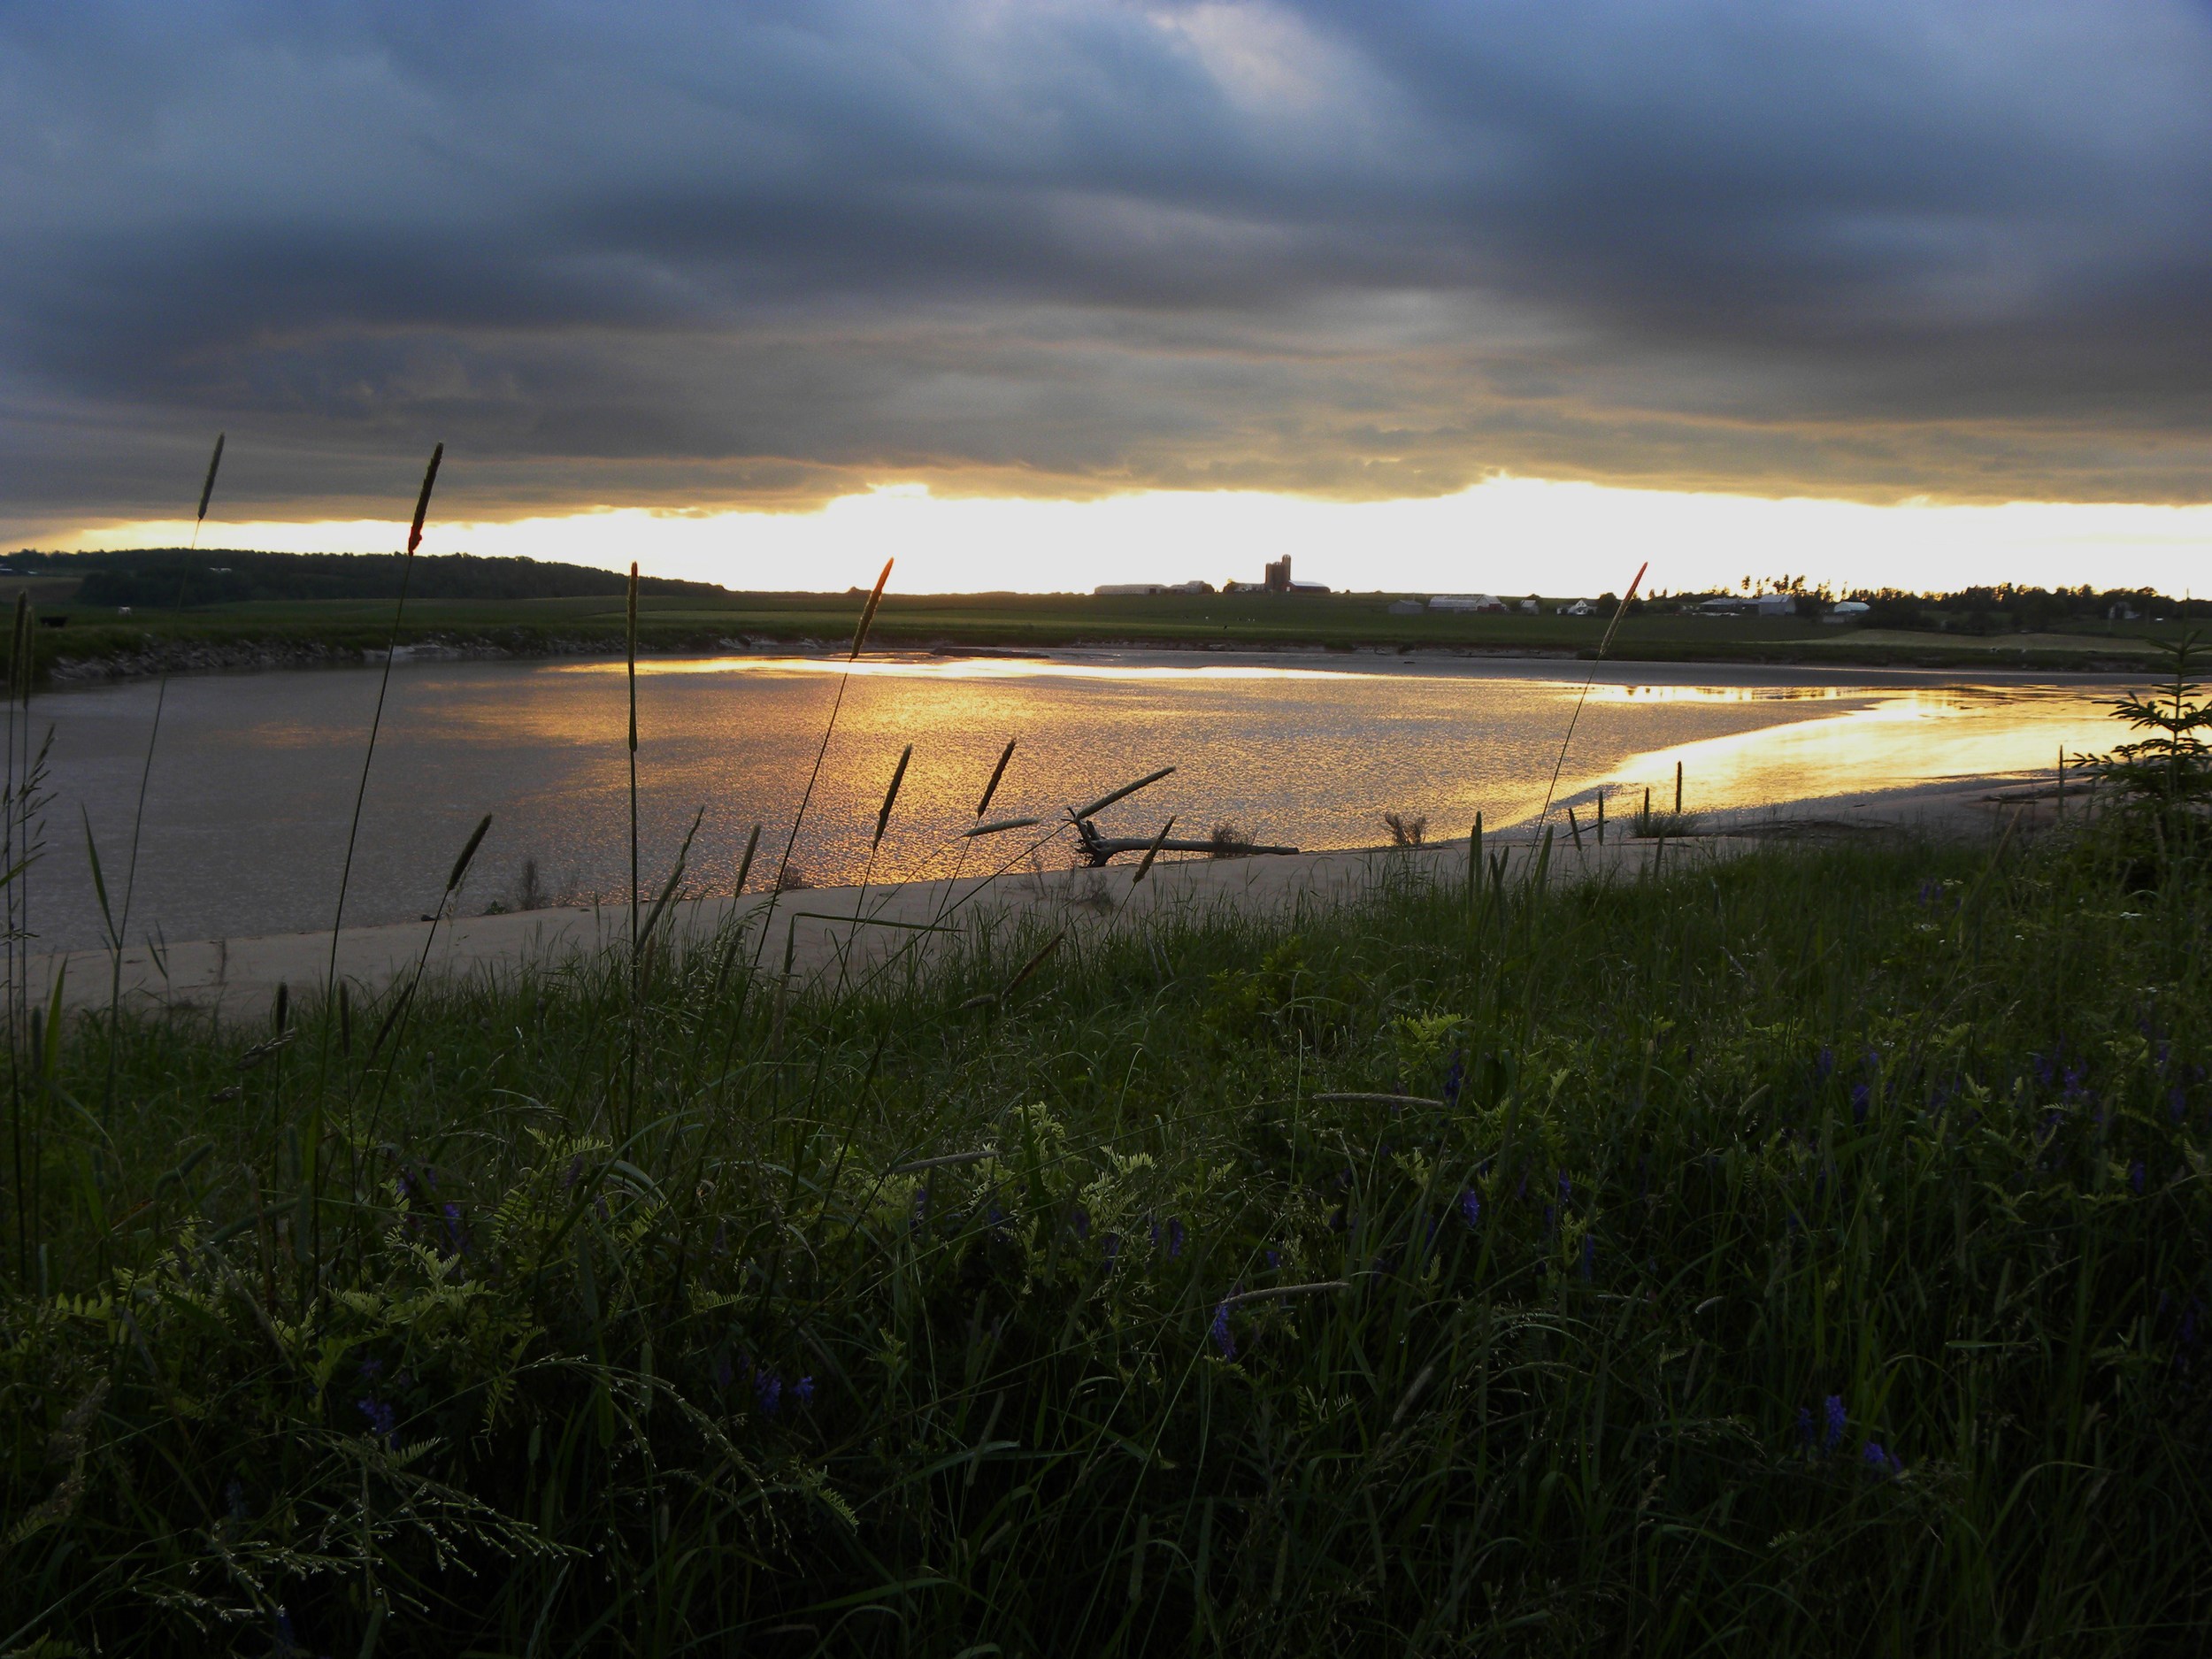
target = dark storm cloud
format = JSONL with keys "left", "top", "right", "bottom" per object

{"left": 4, "top": 0, "right": 2211, "bottom": 533}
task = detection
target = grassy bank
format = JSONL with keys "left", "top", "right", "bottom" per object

{"left": 4, "top": 824, "right": 2208, "bottom": 1655}
{"left": 2, "top": 584, "right": 2175, "bottom": 682}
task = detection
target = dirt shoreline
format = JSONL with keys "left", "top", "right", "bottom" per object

{"left": 28, "top": 773, "right": 2055, "bottom": 1025}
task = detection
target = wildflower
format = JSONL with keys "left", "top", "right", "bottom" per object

{"left": 1459, "top": 1188, "right": 1481, "bottom": 1228}
{"left": 1862, "top": 1441, "right": 1905, "bottom": 1477}
{"left": 357, "top": 1396, "right": 397, "bottom": 1448}
{"left": 226, "top": 1479, "right": 248, "bottom": 1523}
{"left": 273, "top": 1609, "right": 303, "bottom": 1657}
{"left": 1263, "top": 1248, "right": 1280, "bottom": 1270}
{"left": 986, "top": 1202, "right": 1008, "bottom": 1235}
{"left": 2131, "top": 1160, "right": 2147, "bottom": 1194}
{"left": 1815, "top": 1047, "right": 1835, "bottom": 1082}
{"left": 1069, "top": 1204, "right": 1090, "bottom": 1241}
{"left": 1578, "top": 1234, "right": 1595, "bottom": 1280}
{"left": 1557, "top": 1173, "right": 1572, "bottom": 1203}
{"left": 1442, "top": 1050, "right": 1465, "bottom": 1108}
{"left": 755, "top": 1369, "right": 783, "bottom": 1417}
{"left": 1166, "top": 1217, "right": 1186, "bottom": 1259}
{"left": 1850, "top": 1083, "right": 1870, "bottom": 1125}
{"left": 793, "top": 1375, "right": 816, "bottom": 1406}
{"left": 2170, "top": 1087, "right": 2188, "bottom": 1125}
{"left": 1102, "top": 1232, "right": 1121, "bottom": 1266}
{"left": 1210, "top": 1299, "right": 1237, "bottom": 1360}
{"left": 1822, "top": 1395, "right": 1846, "bottom": 1454}
{"left": 357, "top": 1357, "right": 383, "bottom": 1380}
{"left": 563, "top": 1154, "right": 585, "bottom": 1190}
{"left": 441, "top": 1202, "right": 470, "bottom": 1254}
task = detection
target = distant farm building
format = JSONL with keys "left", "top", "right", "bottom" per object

{"left": 1095, "top": 583, "right": 1164, "bottom": 596}
{"left": 1429, "top": 594, "right": 1506, "bottom": 613}
{"left": 1386, "top": 598, "right": 1424, "bottom": 615}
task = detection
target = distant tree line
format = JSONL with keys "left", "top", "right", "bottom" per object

{"left": 1647, "top": 578, "right": 2202, "bottom": 631}
{"left": 5, "top": 549, "right": 730, "bottom": 608}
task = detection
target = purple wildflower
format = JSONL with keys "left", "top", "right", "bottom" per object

{"left": 1863, "top": 1441, "right": 1905, "bottom": 1477}
{"left": 1210, "top": 1300, "right": 1237, "bottom": 1360}
{"left": 1850, "top": 1083, "right": 1870, "bottom": 1125}
{"left": 1579, "top": 1234, "right": 1595, "bottom": 1280}
{"left": 226, "top": 1479, "right": 248, "bottom": 1522}
{"left": 1263, "top": 1248, "right": 1280, "bottom": 1270}
{"left": 2131, "top": 1160, "right": 2147, "bottom": 1194}
{"left": 357, "top": 1396, "right": 397, "bottom": 1448}
{"left": 1557, "top": 1173, "right": 1572, "bottom": 1203}
{"left": 1442, "top": 1050, "right": 1465, "bottom": 1107}
{"left": 357, "top": 1357, "right": 383, "bottom": 1380}
{"left": 2170, "top": 1087, "right": 2188, "bottom": 1125}
{"left": 1459, "top": 1188, "right": 1481, "bottom": 1228}
{"left": 441, "top": 1202, "right": 470, "bottom": 1254}
{"left": 1069, "top": 1204, "right": 1090, "bottom": 1241}
{"left": 1166, "top": 1217, "right": 1185, "bottom": 1259}
{"left": 1102, "top": 1232, "right": 1121, "bottom": 1266}
{"left": 1815, "top": 1047, "right": 1835, "bottom": 1082}
{"left": 1823, "top": 1395, "right": 1846, "bottom": 1454}
{"left": 793, "top": 1375, "right": 816, "bottom": 1405}
{"left": 755, "top": 1370, "right": 783, "bottom": 1417}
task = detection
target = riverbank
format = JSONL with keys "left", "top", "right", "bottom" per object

{"left": 31, "top": 772, "right": 2050, "bottom": 1024}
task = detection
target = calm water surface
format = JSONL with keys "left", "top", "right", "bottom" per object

{"left": 19, "top": 651, "right": 2124, "bottom": 951}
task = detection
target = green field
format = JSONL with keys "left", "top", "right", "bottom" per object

{"left": 1, "top": 580, "right": 2181, "bottom": 679}
{"left": 4, "top": 812, "right": 2209, "bottom": 1652}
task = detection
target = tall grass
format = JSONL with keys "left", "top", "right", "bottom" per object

{"left": 3, "top": 811, "right": 2208, "bottom": 1654}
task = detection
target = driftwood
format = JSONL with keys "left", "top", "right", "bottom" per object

{"left": 1071, "top": 817, "right": 1297, "bottom": 868}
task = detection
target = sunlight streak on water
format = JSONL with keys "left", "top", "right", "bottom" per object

{"left": 19, "top": 655, "right": 2131, "bottom": 949}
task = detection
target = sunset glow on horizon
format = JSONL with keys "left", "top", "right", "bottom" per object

{"left": 44, "top": 475, "right": 2212, "bottom": 599}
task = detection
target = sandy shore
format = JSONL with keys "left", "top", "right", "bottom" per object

{"left": 25, "top": 772, "right": 2061, "bottom": 1025}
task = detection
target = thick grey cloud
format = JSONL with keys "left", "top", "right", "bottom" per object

{"left": 4, "top": 0, "right": 2210, "bottom": 534}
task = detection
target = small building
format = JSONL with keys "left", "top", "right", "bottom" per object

{"left": 1166, "top": 580, "right": 1215, "bottom": 595}
{"left": 1562, "top": 598, "right": 1596, "bottom": 617}
{"left": 1386, "top": 598, "right": 1425, "bottom": 616}
{"left": 1823, "top": 599, "right": 1871, "bottom": 625}
{"left": 1518, "top": 597, "right": 1540, "bottom": 614}
{"left": 1094, "top": 583, "right": 1164, "bottom": 596}
{"left": 1429, "top": 594, "right": 1505, "bottom": 613}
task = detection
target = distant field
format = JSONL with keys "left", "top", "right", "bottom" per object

{"left": 0, "top": 577, "right": 2176, "bottom": 677}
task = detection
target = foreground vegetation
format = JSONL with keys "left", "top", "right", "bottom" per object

{"left": 3, "top": 816, "right": 2209, "bottom": 1655}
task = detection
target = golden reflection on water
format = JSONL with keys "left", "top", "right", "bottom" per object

{"left": 1591, "top": 686, "right": 2117, "bottom": 810}
{"left": 27, "top": 656, "right": 2132, "bottom": 949}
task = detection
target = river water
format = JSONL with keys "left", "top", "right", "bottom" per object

{"left": 10, "top": 651, "right": 2128, "bottom": 952}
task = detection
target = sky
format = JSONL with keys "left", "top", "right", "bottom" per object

{"left": 7, "top": 2, "right": 2212, "bottom": 594}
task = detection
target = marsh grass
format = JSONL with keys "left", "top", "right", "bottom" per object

{"left": 2, "top": 812, "right": 2209, "bottom": 1654}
